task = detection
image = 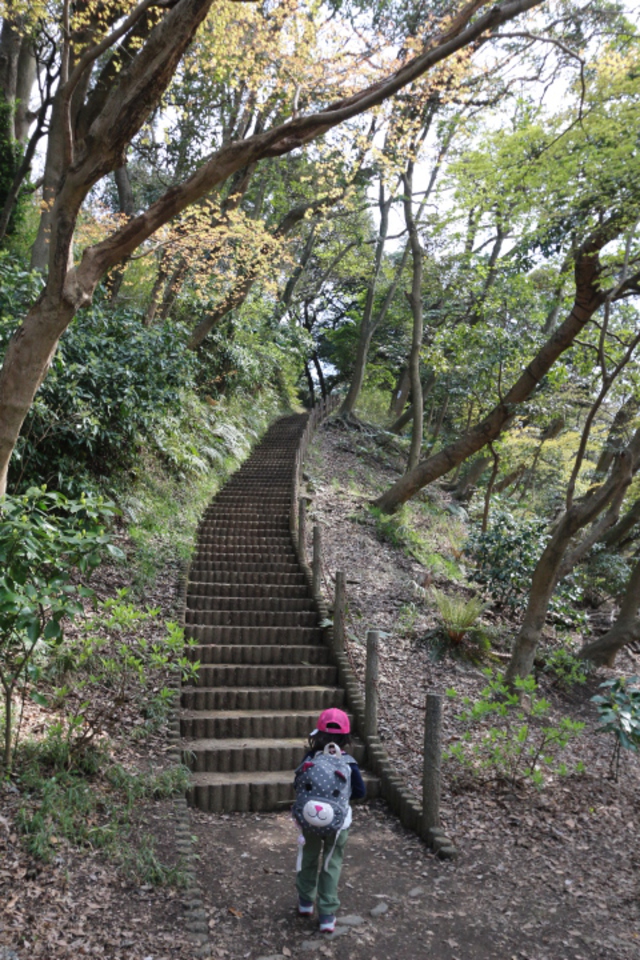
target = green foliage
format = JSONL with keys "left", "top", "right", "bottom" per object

{"left": 592, "top": 676, "right": 640, "bottom": 780}
{"left": 465, "top": 510, "right": 548, "bottom": 611}
{"left": 0, "top": 102, "right": 27, "bottom": 236}
{"left": 446, "top": 673, "right": 585, "bottom": 788}
{"left": 0, "top": 488, "right": 120, "bottom": 771}
{"left": 121, "top": 388, "right": 282, "bottom": 591}
{"left": 577, "top": 544, "right": 632, "bottom": 606}
{"left": 541, "top": 644, "right": 590, "bottom": 688}
{"left": 430, "top": 588, "right": 485, "bottom": 645}
{"left": 43, "top": 590, "right": 198, "bottom": 752}
{"left": 6, "top": 297, "right": 198, "bottom": 494}
{"left": 369, "top": 504, "right": 432, "bottom": 565}
{"left": 15, "top": 730, "right": 189, "bottom": 882}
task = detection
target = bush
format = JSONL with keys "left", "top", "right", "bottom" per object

{"left": 430, "top": 588, "right": 485, "bottom": 644}
{"left": 6, "top": 296, "right": 198, "bottom": 493}
{"left": 541, "top": 644, "right": 590, "bottom": 688}
{"left": 465, "top": 509, "right": 548, "bottom": 611}
{"left": 0, "top": 488, "right": 120, "bottom": 772}
{"left": 445, "top": 672, "right": 585, "bottom": 788}
{"left": 592, "top": 676, "right": 640, "bottom": 780}
{"left": 43, "top": 590, "right": 198, "bottom": 752}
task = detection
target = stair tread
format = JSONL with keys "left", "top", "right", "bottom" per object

{"left": 183, "top": 736, "right": 310, "bottom": 750}
{"left": 181, "top": 708, "right": 333, "bottom": 720}
{"left": 189, "top": 769, "right": 378, "bottom": 785}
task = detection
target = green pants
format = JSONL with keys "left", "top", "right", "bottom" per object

{"left": 296, "top": 829, "right": 349, "bottom": 915}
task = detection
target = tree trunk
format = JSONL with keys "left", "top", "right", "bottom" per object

{"left": 0, "top": 293, "right": 76, "bottom": 492}
{"left": 340, "top": 179, "right": 391, "bottom": 417}
{"left": 0, "top": 17, "right": 36, "bottom": 233}
{"left": 579, "top": 558, "right": 640, "bottom": 666}
{"left": 391, "top": 403, "right": 414, "bottom": 434}
{"left": 373, "top": 224, "right": 613, "bottom": 513}
{"left": 505, "top": 432, "right": 640, "bottom": 683}
{"left": 390, "top": 367, "right": 411, "bottom": 418}
{"left": 106, "top": 164, "right": 136, "bottom": 301}
{"left": 594, "top": 396, "right": 639, "bottom": 477}
{"left": 403, "top": 162, "right": 424, "bottom": 473}
{"left": 0, "top": 0, "right": 576, "bottom": 491}
{"left": 602, "top": 497, "right": 640, "bottom": 548}
{"left": 494, "top": 462, "right": 526, "bottom": 493}
{"left": 453, "top": 455, "right": 491, "bottom": 501}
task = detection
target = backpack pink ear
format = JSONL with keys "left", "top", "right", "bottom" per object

{"left": 334, "top": 770, "right": 347, "bottom": 782}
{"left": 302, "top": 762, "right": 315, "bottom": 772}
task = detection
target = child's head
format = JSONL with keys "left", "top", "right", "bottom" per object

{"left": 308, "top": 708, "right": 352, "bottom": 752}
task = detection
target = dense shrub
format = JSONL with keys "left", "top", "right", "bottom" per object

{"left": 0, "top": 258, "right": 198, "bottom": 492}
{"left": 465, "top": 509, "right": 549, "bottom": 611}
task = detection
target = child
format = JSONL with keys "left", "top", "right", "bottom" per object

{"left": 293, "top": 708, "right": 366, "bottom": 933}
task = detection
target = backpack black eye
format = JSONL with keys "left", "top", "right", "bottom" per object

{"left": 305, "top": 782, "right": 313, "bottom": 791}
{"left": 332, "top": 788, "right": 341, "bottom": 797}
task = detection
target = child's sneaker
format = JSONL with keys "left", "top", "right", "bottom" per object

{"left": 298, "top": 897, "right": 314, "bottom": 916}
{"left": 319, "top": 914, "right": 336, "bottom": 933}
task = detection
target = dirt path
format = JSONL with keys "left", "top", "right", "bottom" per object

{"left": 190, "top": 796, "right": 639, "bottom": 960}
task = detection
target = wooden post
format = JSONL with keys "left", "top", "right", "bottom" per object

{"left": 364, "top": 629, "right": 379, "bottom": 739}
{"left": 422, "top": 691, "right": 443, "bottom": 832}
{"left": 298, "top": 496, "right": 307, "bottom": 562}
{"left": 312, "top": 525, "right": 322, "bottom": 597}
{"left": 334, "top": 571, "right": 346, "bottom": 653}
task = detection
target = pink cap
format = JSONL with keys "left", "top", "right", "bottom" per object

{"left": 314, "top": 708, "right": 350, "bottom": 735}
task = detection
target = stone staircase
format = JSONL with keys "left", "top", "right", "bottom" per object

{"left": 181, "top": 413, "right": 369, "bottom": 813}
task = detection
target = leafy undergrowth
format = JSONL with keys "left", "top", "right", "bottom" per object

{"left": 0, "top": 548, "right": 196, "bottom": 958}
{"left": 304, "top": 416, "right": 640, "bottom": 953}
{"left": 0, "top": 396, "right": 284, "bottom": 958}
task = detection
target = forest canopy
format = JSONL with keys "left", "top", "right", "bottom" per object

{"left": 1, "top": 0, "right": 640, "bottom": 678}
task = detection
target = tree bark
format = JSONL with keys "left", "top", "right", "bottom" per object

{"left": 453, "top": 455, "right": 491, "bottom": 501}
{"left": 340, "top": 179, "right": 392, "bottom": 417}
{"left": 403, "top": 161, "right": 424, "bottom": 472}
{"left": 579, "top": 558, "right": 640, "bottom": 666}
{"left": 390, "top": 367, "right": 411, "bottom": 418}
{"left": 601, "top": 497, "right": 640, "bottom": 548}
{"left": 373, "top": 217, "right": 624, "bottom": 513}
{"left": 594, "top": 396, "right": 639, "bottom": 477}
{"left": 0, "top": 0, "right": 551, "bottom": 491}
{"left": 504, "top": 429, "right": 640, "bottom": 683}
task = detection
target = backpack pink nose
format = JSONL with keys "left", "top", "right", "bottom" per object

{"left": 315, "top": 805, "right": 323, "bottom": 813}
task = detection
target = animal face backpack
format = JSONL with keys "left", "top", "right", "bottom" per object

{"left": 293, "top": 743, "right": 353, "bottom": 871}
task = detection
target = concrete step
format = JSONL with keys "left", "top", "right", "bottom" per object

{"left": 185, "top": 609, "right": 318, "bottom": 628}
{"left": 188, "top": 561, "right": 301, "bottom": 574}
{"left": 180, "top": 685, "right": 344, "bottom": 712}
{"left": 180, "top": 709, "right": 321, "bottom": 740}
{"left": 187, "top": 770, "right": 380, "bottom": 813}
{"left": 183, "top": 738, "right": 366, "bottom": 774}
{"left": 191, "top": 663, "right": 337, "bottom": 688}
{"left": 186, "top": 596, "right": 316, "bottom": 613}
{"left": 186, "top": 582, "right": 310, "bottom": 599}
{"left": 184, "top": 625, "right": 325, "bottom": 644}
{"left": 186, "top": 644, "right": 328, "bottom": 665}
{"left": 188, "top": 569, "right": 307, "bottom": 586}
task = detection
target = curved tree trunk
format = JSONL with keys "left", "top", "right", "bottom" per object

{"left": 374, "top": 219, "right": 621, "bottom": 513}
{"left": 0, "top": 0, "right": 588, "bottom": 493}
{"left": 452, "top": 455, "right": 491, "bottom": 501}
{"left": 594, "top": 396, "right": 639, "bottom": 477}
{"left": 601, "top": 497, "right": 640, "bottom": 548}
{"left": 390, "top": 367, "right": 411, "bottom": 418}
{"left": 504, "top": 432, "right": 640, "bottom": 683}
{"left": 579, "top": 558, "right": 640, "bottom": 666}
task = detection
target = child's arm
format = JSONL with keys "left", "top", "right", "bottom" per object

{"left": 349, "top": 762, "right": 366, "bottom": 800}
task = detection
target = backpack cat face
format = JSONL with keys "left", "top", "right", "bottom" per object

{"left": 293, "top": 744, "right": 352, "bottom": 837}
